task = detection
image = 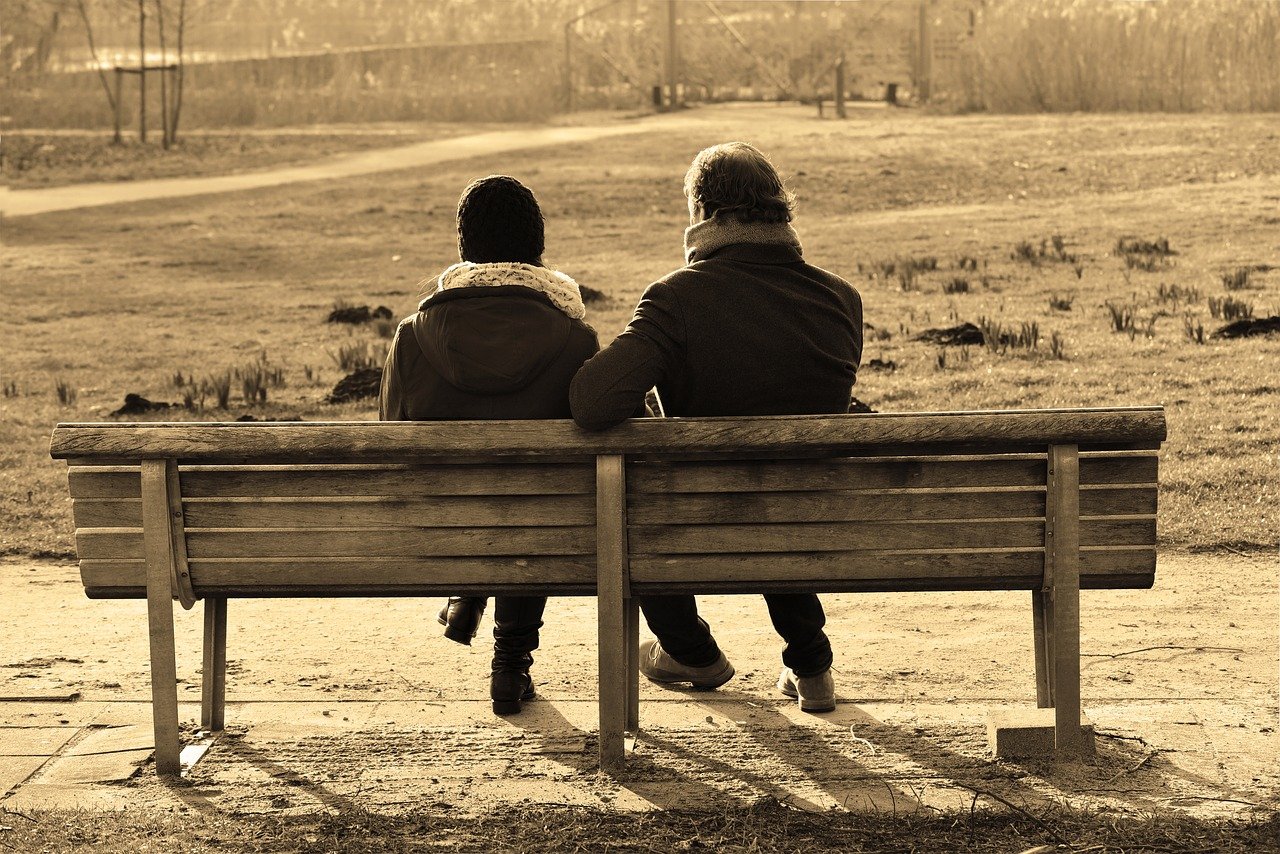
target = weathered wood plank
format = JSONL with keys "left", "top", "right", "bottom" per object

{"left": 180, "top": 495, "right": 595, "bottom": 529}
{"left": 596, "top": 455, "right": 629, "bottom": 771}
{"left": 178, "top": 465, "right": 595, "bottom": 498}
{"left": 629, "top": 489, "right": 1044, "bottom": 524}
{"left": 140, "top": 460, "right": 181, "bottom": 776}
{"left": 629, "top": 457, "right": 1048, "bottom": 493}
{"left": 1079, "top": 455, "right": 1157, "bottom": 485}
{"left": 68, "top": 468, "right": 141, "bottom": 499}
{"left": 1048, "top": 444, "right": 1084, "bottom": 754}
{"left": 77, "top": 526, "right": 596, "bottom": 560}
{"left": 630, "top": 520, "right": 1050, "bottom": 554}
{"left": 72, "top": 485, "right": 1154, "bottom": 530}
{"left": 201, "top": 597, "right": 227, "bottom": 731}
{"left": 165, "top": 460, "right": 196, "bottom": 610}
{"left": 79, "top": 548, "right": 1152, "bottom": 597}
{"left": 50, "top": 408, "right": 1167, "bottom": 460}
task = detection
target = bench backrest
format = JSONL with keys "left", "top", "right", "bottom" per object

{"left": 50, "top": 408, "right": 1165, "bottom": 601}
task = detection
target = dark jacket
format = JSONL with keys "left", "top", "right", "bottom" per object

{"left": 570, "top": 243, "right": 862, "bottom": 430}
{"left": 380, "top": 285, "right": 600, "bottom": 421}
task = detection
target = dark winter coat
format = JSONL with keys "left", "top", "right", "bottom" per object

{"left": 569, "top": 243, "right": 862, "bottom": 430}
{"left": 380, "top": 285, "right": 600, "bottom": 422}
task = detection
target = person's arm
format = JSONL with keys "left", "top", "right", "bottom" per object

{"left": 378, "top": 321, "right": 410, "bottom": 421}
{"left": 570, "top": 279, "right": 684, "bottom": 431}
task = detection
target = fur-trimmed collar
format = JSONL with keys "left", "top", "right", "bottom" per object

{"left": 425, "top": 262, "right": 586, "bottom": 319}
{"left": 683, "top": 216, "right": 803, "bottom": 264}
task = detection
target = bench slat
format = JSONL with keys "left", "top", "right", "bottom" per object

{"left": 77, "top": 526, "right": 596, "bottom": 560}
{"left": 180, "top": 465, "right": 595, "bottom": 497}
{"left": 179, "top": 496, "right": 594, "bottom": 529}
{"left": 628, "top": 454, "right": 1155, "bottom": 494}
{"left": 629, "top": 547, "right": 1155, "bottom": 589}
{"left": 629, "top": 517, "right": 1152, "bottom": 554}
{"left": 628, "top": 489, "right": 1045, "bottom": 524}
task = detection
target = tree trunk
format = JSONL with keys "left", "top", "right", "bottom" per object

{"left": 155, "top": 0, "right": 170, "bottom": 149}
{"left": 138, "top": 0, "right": 147, "bottom": 143}
{"left": 172, "top": 0, "right": 186, "bottom": 144}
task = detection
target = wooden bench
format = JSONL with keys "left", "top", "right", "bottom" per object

{"left": 49, "top": 406, "right": 1165, "bottom": 775}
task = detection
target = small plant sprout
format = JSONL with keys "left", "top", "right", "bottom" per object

{"left": 1183, "top": 315, "right": 1206, "bottom": 345}
{"left": 1105, "top": 301, "right": 1138, "bottom": 334}
{"left": 1220, "top": 267, "right": 1252, "bottom": 290}
{"left": 1072, "top": 262, "right": 1085, "bottom": 279}
{"left": 1208, "top": 296, "right": 1254, "bottom": 321}
{"left": 204, "top": 372, "right": 232, "bottom": 409}
{"left": 935, "top": 348, "right": 947, "bottom": 370}
{"left": 943, "top": 277, "right": 970, "bottom": 294}
{"left": 955, "top": 255, "right": 980, "bottom": 272}
{"left": 328, "top": 341, "right": 388, "bottom": 372}
{"left": 2, "top": 379, "right": 17, "bottom": 398}
{"left": 55, "top": 378, "right": 78, "bottom": 406}
{"left": 1049, "top": 294, "right": 1075, "bottom": 312}
{"left": 1048, "top": 332, "right": 1067, "bottom": 359}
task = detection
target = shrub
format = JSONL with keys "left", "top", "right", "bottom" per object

{"left": 942, "top": 277, "right": 970, "bottom": 294}
{"left": 1155, "top": 283, "right": 1202, "bottom": 307}
{"left": 1048, "top": 294, "right": 1074, "bottom": 312}
{"left": 977, "top": 316, "right": 1039, "bottom": 354}
{"left": 1048, "top": 331, "right": 1067, "bottom": 359}
{"left": 1208, "top": 296, "right": 1254, "bottom": 321}
{"left": 1105, "top": 301, "right": 1138, "bottom": 334}
{"left": 329, "top": 341, "right": 388, "bottom": 372}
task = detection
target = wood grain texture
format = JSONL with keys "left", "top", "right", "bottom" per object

{"left": 79, "top": 548, "right": 1152, "bottom": 598}
{"left": 179, "top": 464, "right": 595, "bottom": 497}
{"left": 180, "top": 496, "right": 595, "bottom": 529}
{"left": 165, "top": 460, "right": 196, "bottom": 610}
{"left": 630, "top": 457, "right": 1048, "bottom": 493}
{"left": 1048, "top": 444, "right": 1084, "bottom": 754}
{"left": 50, "top": 408, "right": 1166, "bottom": 460}
{"left": 140, "top": 460, "right": 181, "bottom": 776}
{"left": 201, "top": 597, "right": 227, "bottom": 731}
{"left": 629, "top": 489, "right": 1045, "bottom": 524}
{"left": 596, "top": 455, "right": 629, "bottom": 771}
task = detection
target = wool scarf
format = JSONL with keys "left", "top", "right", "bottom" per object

{"left": 683, "top": 215, "right": 803, "bottom": 264}
{"left": 426, "top": 262, "right": 586, "bottom": 320}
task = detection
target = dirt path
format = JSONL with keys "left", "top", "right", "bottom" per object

{"left": 0, "top": 114, "right": 699, "bottom": 218}
{"left": 1, "top": 552, "right": 1275, "bottom": 820}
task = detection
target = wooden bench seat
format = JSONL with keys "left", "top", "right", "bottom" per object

{"left": 50, "top": 407, "right": 1165, "bottom": 774}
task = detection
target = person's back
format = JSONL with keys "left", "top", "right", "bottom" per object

{"left": 380, "top": 175, "right": 599, "bottom": 716}
{"left": 571, "top": 142, "right": 862, "bottom": 713}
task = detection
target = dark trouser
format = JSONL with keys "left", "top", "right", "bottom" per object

{"left": 491, "top": 595, "right": 546, "bottom": 672}
{"left": 638, "top": 593, "right": 833, "bottom": 677}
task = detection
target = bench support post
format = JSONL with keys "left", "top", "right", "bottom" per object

{"left": 625, "top": 597, "right": 640, "bottom": 732}
{"left": 1032, "top": 589, "right": 1054, "bottom": 707}
{"left": 1045, "top": 444, "right": 1084, "bottom": 756}
{"left": 596, "top": 454, "right": 631, "bottom": 771}
{"left": 201, "top": 597, "right": 228, "bottom": 732}
{"left": 141, "top": 459, "right": 182, "bottom": 776}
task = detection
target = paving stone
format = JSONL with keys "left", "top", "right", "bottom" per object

{"left": 0, "top": 726, "right": 78, "bottom": 756}
{"left": 0, "top": 755, "right": 48, "bottom": 797}
{"left": 0, "top": 782, "right": 134, "bottom": 811}
{"left": 66, "top": 724, "right": 152, "bottom": 756}
{"left": 39, "top": 749, "right": 152, "bottom": 784}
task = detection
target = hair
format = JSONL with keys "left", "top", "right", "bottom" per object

{"left": 456, "top": 175, "right": 545, "bottom": 265}
{"left": 683, "top": 142, "right": 795, "bottom": 224}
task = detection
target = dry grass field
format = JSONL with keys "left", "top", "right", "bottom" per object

{"left": 1, "top": 105, "right": 1277, "bottom": 558}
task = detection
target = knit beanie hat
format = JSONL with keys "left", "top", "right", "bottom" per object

{"left": 456, "top": 175, "right": 545, "bottom": 266}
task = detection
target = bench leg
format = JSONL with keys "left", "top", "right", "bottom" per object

{"left": 1032, "top": 589, "right": 1054, "bottom": 708}
{"left": 625, "top": 597, "right": 640, "bottom": 733}
{"left": 201, "top": 596, "right": 228, "bottom": 732}
{"left": 141, "top": 460, "right": 182, "bottom": 776}
{"left": 1047, "top": 444, "right": 1085, "bottom": 756}
{"left": 598, "top": 592, "right": 628, "bottom": 771}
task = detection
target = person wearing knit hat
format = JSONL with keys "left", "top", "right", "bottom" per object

{"left": 380, "top": 175, "right": 599, "bottom": 716}
{"left": 570, "top": 142, "right": 863, "bottom": 714}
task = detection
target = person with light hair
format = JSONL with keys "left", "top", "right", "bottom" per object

{"left": 571, "top": 142, "right": 863, "bottom": 712}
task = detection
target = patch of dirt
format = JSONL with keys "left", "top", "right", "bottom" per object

{"left": 327, "top": 305, "right": 393, "bottom": 324}
{"left": 1213, "top": 316, "right": 1280, "bottom": 339}
{"left": 913, "top": 322, "right": 983, "bottom": 346}
{"left": 327, "top": 368, "right": 382, "bottom": 404}
{"left": 111, "top": 393, "right": 178, "bottom": 416}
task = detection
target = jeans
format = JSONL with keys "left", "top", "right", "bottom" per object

{"left": 491, "top": 595, "right": 546, "bottom": 672}
{"left": 638, "top": 593, "right": 833, "bottom": 677}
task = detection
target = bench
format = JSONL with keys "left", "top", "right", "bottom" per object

{"left": 49, "top": 406, "right": 1165, "bottom": 775}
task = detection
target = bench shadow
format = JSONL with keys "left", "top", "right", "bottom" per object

{"left": 625, "top": 678, "right": 1243, "bottom": 815}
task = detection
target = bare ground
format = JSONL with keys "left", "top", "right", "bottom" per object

{"left": 1, "top": 550, "right": 1275, "bottom": 830}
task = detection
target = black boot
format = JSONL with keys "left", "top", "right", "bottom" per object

{"left": 437, "top": 596, "right": 487, "bottom": 646}
{"left": 490, "top": 595, "right": 546, "bottom": 715}
{"left": 490, "top": 666, "right": 536, "bottom": 716}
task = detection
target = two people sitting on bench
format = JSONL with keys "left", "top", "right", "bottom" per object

{"left": 382, "top": 142, "right": 862, "bottom": 715}
{"left": 379, "top": 175, "right": 600, "bottom": 715}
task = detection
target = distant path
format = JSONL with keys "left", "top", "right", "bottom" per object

{"left": 0, "top": 116, "right": 697, "bottom": 219}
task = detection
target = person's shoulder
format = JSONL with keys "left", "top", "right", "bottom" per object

{"left": 805, "top": 264, "right": 861, "bottom": 301}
